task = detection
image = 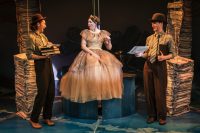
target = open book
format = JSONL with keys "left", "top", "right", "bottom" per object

{"left": 127, "top": 46, "right": 148, "bottom": 54}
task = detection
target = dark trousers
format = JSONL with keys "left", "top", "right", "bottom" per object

{"left": 31, "top": 58, "right": 55, "bottom": 123}
{"left": 143, "top": 60, "right": 167, "bottom": 120}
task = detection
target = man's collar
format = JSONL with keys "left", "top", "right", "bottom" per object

{"left": 34, "top": 31, "right": 42, "bottom": 36}
{"left": 154, "top": 31, "right": 165, "bottom": 37}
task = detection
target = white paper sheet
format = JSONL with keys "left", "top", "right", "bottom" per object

{"left": 127, "top": 46, "right": 148, "bottom": 54}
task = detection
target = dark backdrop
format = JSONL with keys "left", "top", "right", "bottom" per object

{"left": 41, "top": 0, "right": 168, "bottom": 43}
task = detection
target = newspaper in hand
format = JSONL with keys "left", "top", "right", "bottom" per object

{"left": 127, "top": 46, "right": 148, "bottom": 55}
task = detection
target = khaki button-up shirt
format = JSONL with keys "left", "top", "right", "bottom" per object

{"left": 145, "top": 32, "right": 176, "bottom": 59}
{"left": 26, "top": 31, "right": 48, "bottom": 59}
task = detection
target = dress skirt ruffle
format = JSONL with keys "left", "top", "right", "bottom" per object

{"left": 60, "top": 49, "right": 123, "bottom": 103}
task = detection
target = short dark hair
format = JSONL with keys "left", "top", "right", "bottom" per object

{"left": 151, "top": 13, "right": 166, "bottom": 24}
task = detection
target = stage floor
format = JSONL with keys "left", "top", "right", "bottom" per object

{"left": 0, "top": 92, "right": 200, "bottom": 133}
{"left": 1, "top": 112, "right": 200, "bottom": 132}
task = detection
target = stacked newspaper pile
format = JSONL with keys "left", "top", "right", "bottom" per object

{"left": 166, "top": 56, "right": 193, "bottom": 116}
{"left": 167, "top": 0, "right": 192, "bottom": 58}
{"left": 14, "top": 53, "right": 37, "bottom": 118}
{"left": 178, "top": 0, "right": 192, "bottom": 58}
{"left": 166, "top": 1, "right": 183, "bottom": 55}
{"left": 39, "top": 44, "right": 60, "bottom": 56}
{"left": 15, "top": 0, "right": 40, "bottom": 53}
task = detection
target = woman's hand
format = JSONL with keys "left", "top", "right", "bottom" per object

{"left": 104, "top": 36, "right": 112, "bottom": 50}
{"left": 91, "top": 53, "right": 100, "bottom": 60}
{"left": 104, "top": 36, "right": 111, "bottom": 44}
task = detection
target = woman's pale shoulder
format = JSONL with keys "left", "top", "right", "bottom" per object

{"left": 80, "top": 29, "right": 89, "bottom": 34}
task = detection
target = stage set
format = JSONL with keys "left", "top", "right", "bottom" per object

{"left": 1, "top": 0, "right": 200, "bottom": 132}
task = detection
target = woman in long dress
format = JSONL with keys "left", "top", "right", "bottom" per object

{"left": 60, "top": 15, "right": 123, "bottom": 103}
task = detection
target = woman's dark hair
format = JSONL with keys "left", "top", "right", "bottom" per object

{"left": 89, "top": 15, "right": 100, "bottom": 25}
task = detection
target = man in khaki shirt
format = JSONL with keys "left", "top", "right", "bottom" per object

{"left": 136, "top": 13, "right": 176, "bottom": 125}
{"left": 26, "top": 14, "right": 55, "bottom": 129}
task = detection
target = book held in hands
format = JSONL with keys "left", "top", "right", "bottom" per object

{"left": 39, "top": 43, "right": 61, "bottom": 56}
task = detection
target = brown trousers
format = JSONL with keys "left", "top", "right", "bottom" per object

{"left": 31, "top": 58, "right": 55, "bottom": 123}
{"left": 143, "top": 60, "right": 167, "bottom": 120}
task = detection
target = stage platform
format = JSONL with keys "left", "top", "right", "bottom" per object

{"left": 1, "top": 87, "right": 200, "bottom": 132}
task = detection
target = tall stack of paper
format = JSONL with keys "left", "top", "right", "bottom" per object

{"left": 166, "top": 1, "right": 183, "bottom": 56}
{"left": 178, "top": 0, "right": 192, "bottom": 58}
{"left": 166, "top": 0, "right": 192, "bottom": 58}
{"left": 15, "top": 0, "right": 40, "bottom": 53}
{"left": 166, "top": 56, "right": 193, "bottom": 116}
{"left": 14, "top": 53, "right": 37, "bottom": 118}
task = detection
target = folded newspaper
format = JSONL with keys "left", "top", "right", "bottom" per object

{"left": 127, "top": 46, "right": 148, "bottom": 54}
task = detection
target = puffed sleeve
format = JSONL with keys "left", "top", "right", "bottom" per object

{"left": 80, "top": 29, "right": 88, "bottom": 40}
{"left": 101, "top": 30, "right": 111, "bottom": 37}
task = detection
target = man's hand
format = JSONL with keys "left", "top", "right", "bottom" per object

{"left": 135, "top": 52, "right": 144, "bottom": 57}
{"left": 157, "top": 51, "right": 166, "bottom": 61}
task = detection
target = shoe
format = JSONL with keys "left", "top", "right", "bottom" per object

{"left": 43, "top": 119, "right": 55, "bottom": 126}
{"left": 159, "top": 119, "right": 166, "bottom": 125}
{"left": 29, "top": 120, "right": 42, "bottom": 129}
{"left": 146, "top": 117, "right": 156, "bottom": 124}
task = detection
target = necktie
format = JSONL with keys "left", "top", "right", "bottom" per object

{"left": 149, "top": 35, "right": 160, "bottom": 63}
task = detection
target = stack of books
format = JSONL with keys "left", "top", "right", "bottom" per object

{"left": 39, "top": 44, "right": 60, "bottom": 56}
